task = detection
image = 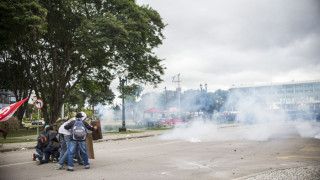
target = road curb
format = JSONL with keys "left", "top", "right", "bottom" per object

{"left": 0, "top": 132, "right": 163, "bottom": 153}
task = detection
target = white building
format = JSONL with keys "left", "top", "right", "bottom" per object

{"left": 229, "top": 80, "right": 320, "bottom": 117}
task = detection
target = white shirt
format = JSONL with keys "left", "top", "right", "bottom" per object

{"left": 58, "top": 121, "right": 71, "bottom": 135}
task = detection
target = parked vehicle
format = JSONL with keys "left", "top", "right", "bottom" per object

{"left": 31, "top": 120, "right": 45, "bottom": 125}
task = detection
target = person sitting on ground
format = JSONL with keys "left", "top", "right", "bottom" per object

{"left": 59, "top": 112, "right": 97, "bottom": 171}
{"left": 33, "top": 125, "right": 50, "bottom": 161}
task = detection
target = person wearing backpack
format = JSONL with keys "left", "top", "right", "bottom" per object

{"left": 33, "top": 125, "right": 50, "bottom": 161}
{"left": 63, "top": 112, "right": 97, "bottom": 171}
{"left": 56, "top": 118, "right": 83, "bottom": 170}
{"left": 37, "top": 126, "right": 59, "bottom": 165}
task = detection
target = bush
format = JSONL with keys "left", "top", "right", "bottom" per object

{"left": 53, "top": 118, "right": 66, "bottom": 131}
{"left": 0, "top": 116, "right": 20, "bottom": 132}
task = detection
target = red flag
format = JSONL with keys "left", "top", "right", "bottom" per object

{"left": 0, "top": 97, "right": 28, "bottom": 122}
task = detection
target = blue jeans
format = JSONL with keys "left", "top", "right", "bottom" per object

{"left": 39, "top": 145, "right": 59, "bottom": 164}
{"left": 59, "top": 134, "right": 67, "bottom": 160}
{"left": 68, "top": 140, "right": 89, "bottom": 169}
{"left": 58, "top": 135, "right": 83, "bottom": 165}
{"left": 34, "top": 147, "right": 43, "bottom": 159}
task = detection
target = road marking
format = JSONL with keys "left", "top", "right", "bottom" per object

{"left": 277, "top": 156, "right": 320, "bottom": 160}
{"left": 0, "top": 161, "right": 33, "bottom": 168}
{"left": 300, "top": 146, "right": 320, "bottom": 152}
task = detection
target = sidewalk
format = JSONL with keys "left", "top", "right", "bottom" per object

{"left": 0, "top": 130, "right": 168, "bottom": 153}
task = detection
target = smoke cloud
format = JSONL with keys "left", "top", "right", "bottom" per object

{"left": 160, "top": 90, "right": 320, "bottom": 142}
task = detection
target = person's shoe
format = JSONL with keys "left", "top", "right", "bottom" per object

{"left": 36, "top": 160, "right": 41, "bottom": 165}
{"left": 66, "top": 168, "right": 74, "bottom": 171}
{"left": 55, "top": 164, "right": 63, "bottom": 170}
{"left": 78, "top": 161, "right": 84, "bottom": 165}
{"left": 52, "top": 158, "right": 57, "bottom": 163}
{"left": 84, "top": 165, "right": 90, "bottom": 169}
{"left": 32, "top": 153, "right": 36, "bottom": 161}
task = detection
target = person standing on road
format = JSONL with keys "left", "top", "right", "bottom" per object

{"left": 63, "top": 112, "right": 97, "bottom": 171}
{"left": 56, "top": 118, "right": 83, "bottom": 169}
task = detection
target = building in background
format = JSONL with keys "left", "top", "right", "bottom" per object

{"left": 229, "top": 80, "right": 320, "bottom": 120}
{"left": 0, "top": 89, "right": 16, "bottom": 108}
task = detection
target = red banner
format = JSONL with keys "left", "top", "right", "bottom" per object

{"left": 0, "top": 97, "right": 28, "bottom": 122}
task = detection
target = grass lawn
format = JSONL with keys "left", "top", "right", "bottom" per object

{"left": 6, "top": 128, "right": 38, "bottom": 138}
{"left": 105, "top": 131, "right": 143, "bottom": 135}
{"left": 0, "top": 128, "right": 38, "bottom": 144}
{"left": 145, "top": 127, "right": 173, "bottom": 130}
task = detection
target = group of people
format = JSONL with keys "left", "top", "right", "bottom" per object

{"left": 33, "top": 112, "right": 97, "bottom": 171}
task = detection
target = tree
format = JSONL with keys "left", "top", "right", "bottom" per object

{"left": 2, "top": 0, "right": 166, "bottom": 124}
{"left": 65, "top": 84, "right": 86, "bottom": 114}
{"left": 81, "top": 77, "right": 115, "bottom": 119}
{"left": 0, "top": 0, "right": 47, "bottom": 124}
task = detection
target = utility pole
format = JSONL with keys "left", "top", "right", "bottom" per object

{"left": 164, "top": 87, "right": 168, "bottom": 111}
{"left": 172, "top": 73, "right": 182, "bottom": 118}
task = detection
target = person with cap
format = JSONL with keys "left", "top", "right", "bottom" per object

{"left": 63, "top": 112, "right": 97, "bottom": 171}
{"left": 56, "top": 118, "right": 83, "bottom": 170}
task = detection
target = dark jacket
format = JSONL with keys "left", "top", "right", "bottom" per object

{"left": 35, "top": 132, "right": 47, "bottom": 150}
{"left": 46, "top": 130, "right": 58, "bottom": 147}
{"left": 64, "top": 119, "right": 94, "bottom": 140}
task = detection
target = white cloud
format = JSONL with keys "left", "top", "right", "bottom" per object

{"left": 136, "top": 0, "right": 320, "bottom": 93}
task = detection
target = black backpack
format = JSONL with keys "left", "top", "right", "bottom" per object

{"left": 37, "top": 133, "right": 48, "bottom": 148}
{"left": 71, "top": 119, "right": 87, "bottom": 140}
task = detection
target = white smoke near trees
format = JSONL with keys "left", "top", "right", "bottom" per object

{"left": 160, "top": 90, "right": 320, "bottom": 142}
{"left": 96, "top": 92, "right": 166, "bottom": 132}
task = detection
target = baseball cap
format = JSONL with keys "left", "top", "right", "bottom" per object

{"left": 76, "top": 112, "right": 87, "bottom": 119}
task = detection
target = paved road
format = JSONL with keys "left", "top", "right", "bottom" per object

{"left": 0, "top": 125, "right": 320, "bottom": 180}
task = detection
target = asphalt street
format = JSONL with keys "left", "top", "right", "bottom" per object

{"left": 0, "top": 125, "right": 320, "bottom": 180}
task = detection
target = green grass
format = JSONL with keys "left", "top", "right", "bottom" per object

{"left": 145, "top": 127, "right": 173, "bottom": 130}
{"left": 105, "top": 131, "right": 143, "bottom": 134}
{"left": 0, "top": 128, "right": 38, "bottom": 144}
{"left": 6, "top": 129, "right": 38, "bottom": 138}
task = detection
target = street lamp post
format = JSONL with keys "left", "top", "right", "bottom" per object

{"left": 119, "top": 70, "right": 128, "bottom": 132}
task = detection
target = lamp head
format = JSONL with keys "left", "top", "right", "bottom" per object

{"left": 124, "top": 70, "right": 129, "bottom": 77}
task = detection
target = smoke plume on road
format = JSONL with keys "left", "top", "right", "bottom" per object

{"left": 160, "top": 90, "right": 320, "bottom": 142}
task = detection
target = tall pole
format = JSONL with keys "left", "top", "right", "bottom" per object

{"left": 165, "top": 87, "right": 168, "bottom": 110}
{"left": 121, "top": 79, "right": 126, "bottom": 131}
{"left": 119, "top": 70, "right": 128, "bottom": 132}
{"left": 37, "top": 109, "right": 39, "bottom": 136}
{"left": 61, "top": 103, "right": 64, "bottom": 119}
{"left": 172, "top": 74, "right": 182, "bottom": 118}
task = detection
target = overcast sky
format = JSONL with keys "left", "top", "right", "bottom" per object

{"left": 120, "top": 0, "right": 320, "bottom": 93}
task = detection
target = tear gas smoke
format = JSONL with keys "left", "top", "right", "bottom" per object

{"left": 96, "top": 92, "right": 165, "bottom": 132}
{"left": 160, "top": 90, "right": 320, "bottom": 142}
{"left": 96, "top": 104, "right": 118, "bottom": 132}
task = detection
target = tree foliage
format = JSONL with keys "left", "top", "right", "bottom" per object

{"left": 0, "top": 0, "right": 47, "bottom": 123}
{"left": 1, "top": 0, "right": 166, "bottom": 124}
